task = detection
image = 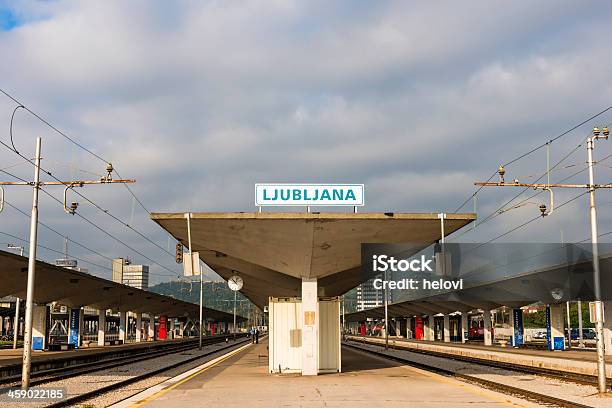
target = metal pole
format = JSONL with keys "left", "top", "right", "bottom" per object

{"left": 21, "top": 137, "right": 42, "bottom": 389}
{"left": 342, "top": 296, "right": 345, "bottom": 334}
{"left": 186, "top": 213, "right": 202, "bottom": 350}
{"left": 384, "top": 269, "right": 388, "bottom": 350}
{"left": 200, "top": 272, "right": 203, "bottom": 344}
{"left": 13, "top": 297, "right": 20, "bottom": 349}
{"left": 566, "top": 301, "right": 572, "bottom": 349}
{"left": 578, "top": 300, "right": 584, "bottom": 348}
{"left": 587, "top": 136, "right": 607, "bottom": 394}
{"left": 233, "top": 289, "right": 237, "bottom": 341}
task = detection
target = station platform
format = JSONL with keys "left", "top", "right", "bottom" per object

{"left": 347, "top": 335, "right": 612, "bottom": 378}
{"left": 117, "top": 340, "right": 528, "bottom": 408}
{"left": 0, "top": 337, "right": 200, "bottom": 378}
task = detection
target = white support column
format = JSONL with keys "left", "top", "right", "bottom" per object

{"left": 578, "top": 300, "right": 585, "bottom": 348}
{"left": 98, "top": 310, "right": 106, "bottom": 347}
{"left": 301, "top": 277, "right": 318, "bottom": 376}
{"left": 179, "top": 320, "right": 185, "bottom": 338}
{"left": 547, "top": 304, "right": 565, "bottom": 351}
{"left": 406, "top": 317, "right": 412, "bottom": 339}
{"left": 31, "top": 305, "right": 47, "bottom": 350}
{"left": 170, "top": 318, "right": 176, "bottom": 339}
{"left": 443, "top": 315, "right": 450, "bottom": 342}
{"left": 135, "top": 313, "right": 142, "bottom": 343}
{"left": 147, "top": 318, "right": 154, "bottom": 341}
{"left": 427, "top": 315, "right": 435, "bottom": 341}
{"left": 119, "top": 311, "right": 127, "bottom": 343}
{"left": 601, "top": 301, "right": 612, "bottom": 355}
{"left": 461, "top": 313, "right": 468, "bottom": 343}
{"left": 483, "top": 310, "right": 493, "bottom": 346}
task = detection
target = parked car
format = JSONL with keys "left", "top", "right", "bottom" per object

{"left": 570, "top": 328, "right": 596, "bottom": 340}
{"left": 532, "top": 330, "right": 547, "bottom": 339}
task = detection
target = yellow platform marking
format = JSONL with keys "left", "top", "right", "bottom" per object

{"left": 349, "top": 346, "right": 525, "bottom": 407}
{"left": 128, "top": 342, "right": 252, "bottom": 407}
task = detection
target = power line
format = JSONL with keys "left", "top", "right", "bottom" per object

{"left": 2, "top": 88, "right": 173, "bottom": 251}
{"left": 450, "top": 149, "right": 612, "bottom": 242}
{"left": 0, "top": 229, "right": 111, "bottom": 272}
{"left": 0, "top": 148, "right": 179, "bottom": 277}
{"left": 453, "top": 106, "right": 612, "bottom": 213}
{"left": 0, "top": 133, "right": 179, "bottom": 276}
{"left": 2, "top": 197, "right": 114, "bottom": 262}
{"left": 1, "top": 88, "right": 108, "bottom": 164}
{"left": 474, "top": 189, "right": 591, "bottom": 246}
{"left": 2, "top": 87, "right": 153, "bottom": 216}
{"left": 69, "top": 188, "right": 175, "bottom": 257}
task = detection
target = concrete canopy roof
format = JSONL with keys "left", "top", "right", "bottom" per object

{"left": 150, "top": 212, "right": 476, "bottom": 308}
{"left": 0, "top": 250, "right": 241, "bottom": 322}
{"left": 343, "top": 253, "right": 612, "bottom": 322}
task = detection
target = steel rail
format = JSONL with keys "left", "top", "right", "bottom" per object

{"left": 0, "top": 338, "right": 203, "bottom": 387}
{"left": 348, "top": 335, "right": 608, "bottom": 387}
{"left": 44, "top": 335, "right": 253, "bottom": 408}
{"left": 345, "top": 341, "right": 594, "bottom": 408}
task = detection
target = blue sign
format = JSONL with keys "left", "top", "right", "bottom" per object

{"left": 32, "top": 337, "right": 44, "bottom": 350}
{"left": 68, "top": 308, "right": 80, "bottom": 347}
{"left": 512, "top": 308, "right": 523, "bottom": 347}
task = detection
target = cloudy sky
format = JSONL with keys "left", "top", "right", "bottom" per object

{"left": 1, "top": 1, "right": 612, "bottom": 284}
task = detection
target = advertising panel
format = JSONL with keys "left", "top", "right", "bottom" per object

{"left": 68, "top": 308, "right": 80, "bottom": 347}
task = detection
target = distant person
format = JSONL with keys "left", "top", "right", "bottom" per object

{"left": 255, "top": 327, "right": 259, "bottom": 344}
{"left": 250, "top": 327, "right": 256, "bottom": 343}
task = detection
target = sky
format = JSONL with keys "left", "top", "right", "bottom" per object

{"left": 1, "top": 1, "right": 612, "bottom": 285}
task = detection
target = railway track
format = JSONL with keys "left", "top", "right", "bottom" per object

{"left": 348, "top": 336, "right": 608, "bottom": 387}
{"left": 0, "top": 338, "right": 204, "bottom": 387}
{"left": 0, "top": 335, "right": 251, "bottom": 407}
{"left": 344, "top": 341, "right": 594, "bottom": 408}
{"left": 43, "top": 336, "right": 253, "bottom": 408}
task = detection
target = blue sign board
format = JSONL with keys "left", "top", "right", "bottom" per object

{"left": 512, "top": 308, "right": 524, "bottom": 347}
{"left": 32, "top": 337, "right": 44, "bottom": 350}
{"left": 68, "top": 308, "right": 80, "bottom": 347}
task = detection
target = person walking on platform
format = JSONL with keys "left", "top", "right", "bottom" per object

{"left": 255, "top": 327, "right": 259, "bottom": 344}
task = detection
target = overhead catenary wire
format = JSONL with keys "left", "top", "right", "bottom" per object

{"left": 474, "top": 189, "right": 591, "bottom": 246}
{"left": 449, "top": 126, "right": 612, "bottom": 242}
{"left": 0, "top": 145, "right": 179, "bottom": 277}
{"left": 453, "top": 105, "right": 612, "bottom": 213}
{"left": 2, "top": 201, "right": 178, "bottom": 279}
{"left": 2, "top": 87, "right": 153, "bottom": 215}
{"left": 1, "top": 88, "right": 108, "bottom": 164}
{"left": 1, "top": 87, "right": 175, "bottom": 269}
{"left": 451, "top": 152, "right": 612, "bottom": 242}
{"left": 0, "top": 229, "right": 111, "bottom": 272}
{"left": 2, "top": 197, "right": 113, "bottom": 263}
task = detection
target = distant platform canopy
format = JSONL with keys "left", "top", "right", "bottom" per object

{"left": 0, "top": 250, "right": 242, "bottom": 322}
{"left": 151, "top": 212, "right": 476, "bottom": 308}
{"left": 344, "top": 249, "right": 612, "bottom": 322}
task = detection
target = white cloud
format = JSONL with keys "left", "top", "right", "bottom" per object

{"left": 1, "top": 1, "right": 612, "bottom": 284}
